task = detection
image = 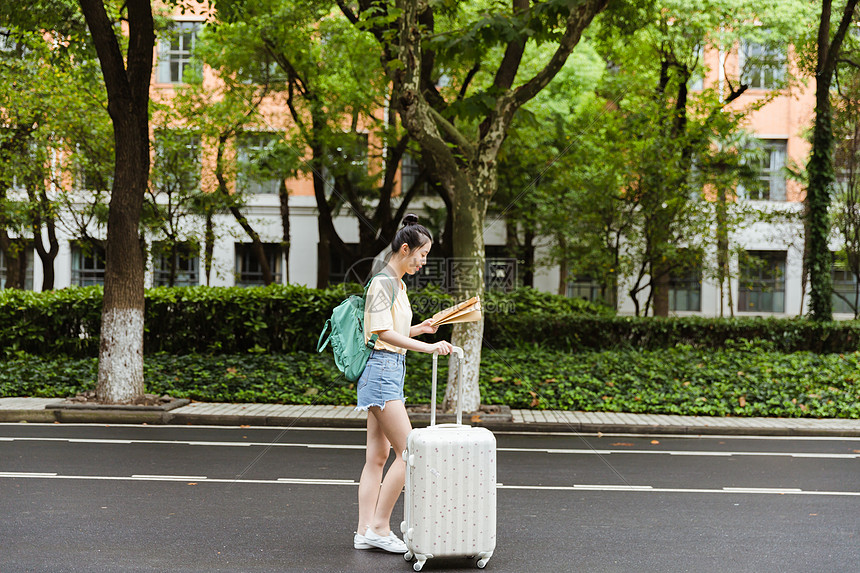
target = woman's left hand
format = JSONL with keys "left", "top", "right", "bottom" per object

{"left": 418, "top": 318, "right": 438, "bottom": 335}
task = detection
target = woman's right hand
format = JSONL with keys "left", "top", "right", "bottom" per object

{"left": 428, "top": 340, "right": 454, "bottom": 355}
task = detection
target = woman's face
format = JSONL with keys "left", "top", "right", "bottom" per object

{"left": 402, "top": 240, "right": 431, "bottom": 275}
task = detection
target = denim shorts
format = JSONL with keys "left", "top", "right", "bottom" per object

{"left": 355, "top": 350, "right": 406, "bottom": 411}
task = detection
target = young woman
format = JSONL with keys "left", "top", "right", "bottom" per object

{"left": 353, "top": 214, "right": 454, "bottom": 553}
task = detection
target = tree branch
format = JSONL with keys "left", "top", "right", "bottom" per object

{"left": 458, "top": 61, "right": 481, "bottom": 102}
{"left": 428, "top": 105, "right": 475, "bottom": 159}
{"left": 491, "top": 0, "right": 529, "bottom": 93}
{"left": 838, "top": 57, "right": 860, "bottom": 70}
{"left": 821, "top": 0, "right": 860, "bottom": 79}
{"left": 512, "top": 0, "right": 609, "bottom": 107}
{"left": 335, "top": 0, "right": 358, "bottom": 25}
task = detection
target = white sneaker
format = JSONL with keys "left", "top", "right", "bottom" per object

{"left": 363, "top": 527, "right": 408, "bottom": 553}
{"left": 354, "top": 532, "right": 372, "bottom": 550}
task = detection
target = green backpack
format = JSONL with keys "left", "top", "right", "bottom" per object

{"left": 317, "top": 274, "right": 395, "bottom": 382}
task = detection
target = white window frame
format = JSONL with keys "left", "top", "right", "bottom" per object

{"left": 157, "top": 21, "right": 201, "bottom": 84}
{"left": 739, "top": 39, "right": 786, "bottom": 90}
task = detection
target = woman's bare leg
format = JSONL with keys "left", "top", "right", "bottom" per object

{"left": 368, "top": 400, "right": 412, "bottom": 535}
{"left": 357, "top": 408, "right": 390, "bottom": 535}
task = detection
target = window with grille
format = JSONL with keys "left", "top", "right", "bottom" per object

{"left": 235, "top": 243, "right": 282, "bottom": 286}
{"left": 567, "top": 276, "right": 616, "bottom": 308}
{"left": 0, "top": 246, "right": 34, "bottom": 290}
{"left": 236, "top": 132, "right": 282, "bottom": 195}
{"left": 71, "top": 242, "right": 106, "bottom": 287}
{"left": 400, "top": 153, "right": 433, "bottom": 196}
{"left": 740, "top": 40, "right": 786, "bottom": 90}
{"left": 739, "top": 140, "right": 787, "bottom": 201}
{"left": 153, "top": 242, "right": 199, "bottom": 287}
{"left": 669, "top": 264, "right": 702, "bottom": 312}
{"left": 157, "top": 21, "right": 201, "bottom": 84}
{"left": 739, "top": 250, "right": 785, "bottom": 313}
{"left": 832, "top": 258, "right": 860, "bottom": 315}
{"left": 153, "top": 129, "right": 201, "bottom": 191}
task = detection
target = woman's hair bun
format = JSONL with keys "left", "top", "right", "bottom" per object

{"left": 402, "top": 213, "right": 419, "bottom": 226}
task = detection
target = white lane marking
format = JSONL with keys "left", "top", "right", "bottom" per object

{"left": 3, "top": 436, "right": 860, "bottom": 460}
{"left": 187, "top": 441, "right": 251, "bottom": 447}
{"left": 574, "top": 484, "right": 653, "bottom": 491}
{"left": 306, "top": 444, "right": 365, "bottom": 449}
{"left": 131, "top": 474, "right": 208, "bottom": 480}
{"left": 0, "top": 472, "right": 858, "bottom": 497}
{"left": 494, "top": 431, "right": 860, "bottom": 441}
{"left": 723, "top": 487, "right": 803, "bottom": 494}
{"left": 496, "top": 484, "right": 860, "bottom": 496}
{"left": 69, "top": 439, "right": 134, "bottom": 444}
{"left": 3, "top": 436, "right": 363, "bottom": 450}
{"left": 277, "top": 478, "right": 357, "bottom": 485}
{"left": 0, "top": 423, "right": 368, "bottom": 432}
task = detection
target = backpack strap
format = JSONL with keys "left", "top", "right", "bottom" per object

{"left": 317, "top": 318, "right": 332, "bottom": 352}
{"left": 363, "top": 272, "right": 398, "bottom": 351}
{"left": 365, "top": 272, "right": 398, "bottom": 310}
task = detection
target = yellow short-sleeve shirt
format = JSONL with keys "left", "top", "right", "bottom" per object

{"left": 364, "top": 274, "right": 412, "bottom": 354}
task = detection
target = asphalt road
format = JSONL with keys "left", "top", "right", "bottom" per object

{"left": 1, "top": 423, "right": 859, "bottom": 573}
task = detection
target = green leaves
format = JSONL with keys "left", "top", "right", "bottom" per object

{"left": 2, "top": 345, "right": 858, "bottom": 418}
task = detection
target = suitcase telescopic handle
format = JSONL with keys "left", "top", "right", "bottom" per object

{"left": 431, "top": 346, "right": 464, "bottom": 426}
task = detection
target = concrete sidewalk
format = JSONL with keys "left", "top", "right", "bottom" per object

{"left": 3, "top": 397, "right": 860, "bottom": 436}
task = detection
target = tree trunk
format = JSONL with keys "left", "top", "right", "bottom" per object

{"left": 0, "top": 234, "right": 22, "bottom": 289}
{"left": 522, "top": 227, "right": 534, "bottom": 288}
{"left": 557, "top": 235, "right": 569, "bottom": 296}
{"left": 443, "top": 175, "right": 487, "bottom": 414}
{"left": 79, "top": 0, "right": 154, "bottom": 403}
{"left": 317, "top": 220, "right": 331, "bottom": 289}
{"left": 806, "top": 86, "right": 836, "bottom": 321}
{"left": 651, "top": 267, "right": 670, "bottom": 317}
{"left": 805, "top": 0, "right": 859, "bottom": 320}
{"left": 31, "top": 214, "right": 59, "bottom": 291}
{"left": 204, "top": 209, "right": 214, "bottom": 286}
{"left": 279, "top": 178, "right": 291, "bottom": 283}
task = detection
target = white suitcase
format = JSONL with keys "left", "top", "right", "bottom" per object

{"left": 401, "top": 347, "right": 497, "bottom": 571}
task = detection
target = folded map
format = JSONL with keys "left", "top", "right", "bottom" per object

{"left": 429, "top": 295, "right": 482, "bottom": 327}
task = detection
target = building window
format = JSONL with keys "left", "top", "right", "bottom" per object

{"left": 322, "top": 133, "right": 369, "bottom": 192}
{"left": 327, "top": 243, "right": 361, "bottom": 285}
{"left": 157, "top": 21, "right": 201, "bottom": 84}
{"left": 567, "top": 276, "right": 616, "bottom": 308}
{"left": 739, "top": 251, "right": 785, "bottom": 313}
{"left": 235, "top": 243, "right": 282, "bottom": 287}
{"left": 832, "top": 258, "right": 859, "bottom": 315}
{"left": 688, "top": 46, "right": 705, "bottom": 91}
{"left": 400, "top": 153, "right": 432, "bottom": 196}
{"left": 0, "top": 246, "right": 34, "bottom": 290}
{"left": 236, "top": 132, "right": 282, "bottom": 195}
{"left": 740, "top": 40, "right": 786, "bottom": 90}
{"left": 669, "top": 264, "right": 702, "bottom": 312}
{"left": 485, "top": 245, "right": 519, "bottom": 292}
{"left": 153, "top": 242, "right": 199, "bottom": 287}
{"left": 71, "top": 242, "right": 106, "bottom": 286}
{"left": 740, "top": 140, "right": 787, "bottom": 201}
{"left": 153, "top": 130, "right": 201, "bottom": 190}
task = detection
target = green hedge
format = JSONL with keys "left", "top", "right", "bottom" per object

{"left": 5, "top": 284, "right": 860, "bottom": 356}
{"left": 484, "top": 314, "right": 860, "bottom": 354}
{"left": 2, "top": 346, "right": 859, "bottom": 418}
{"left": 0, "top": 285, "right": 609, "bottom": 357}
